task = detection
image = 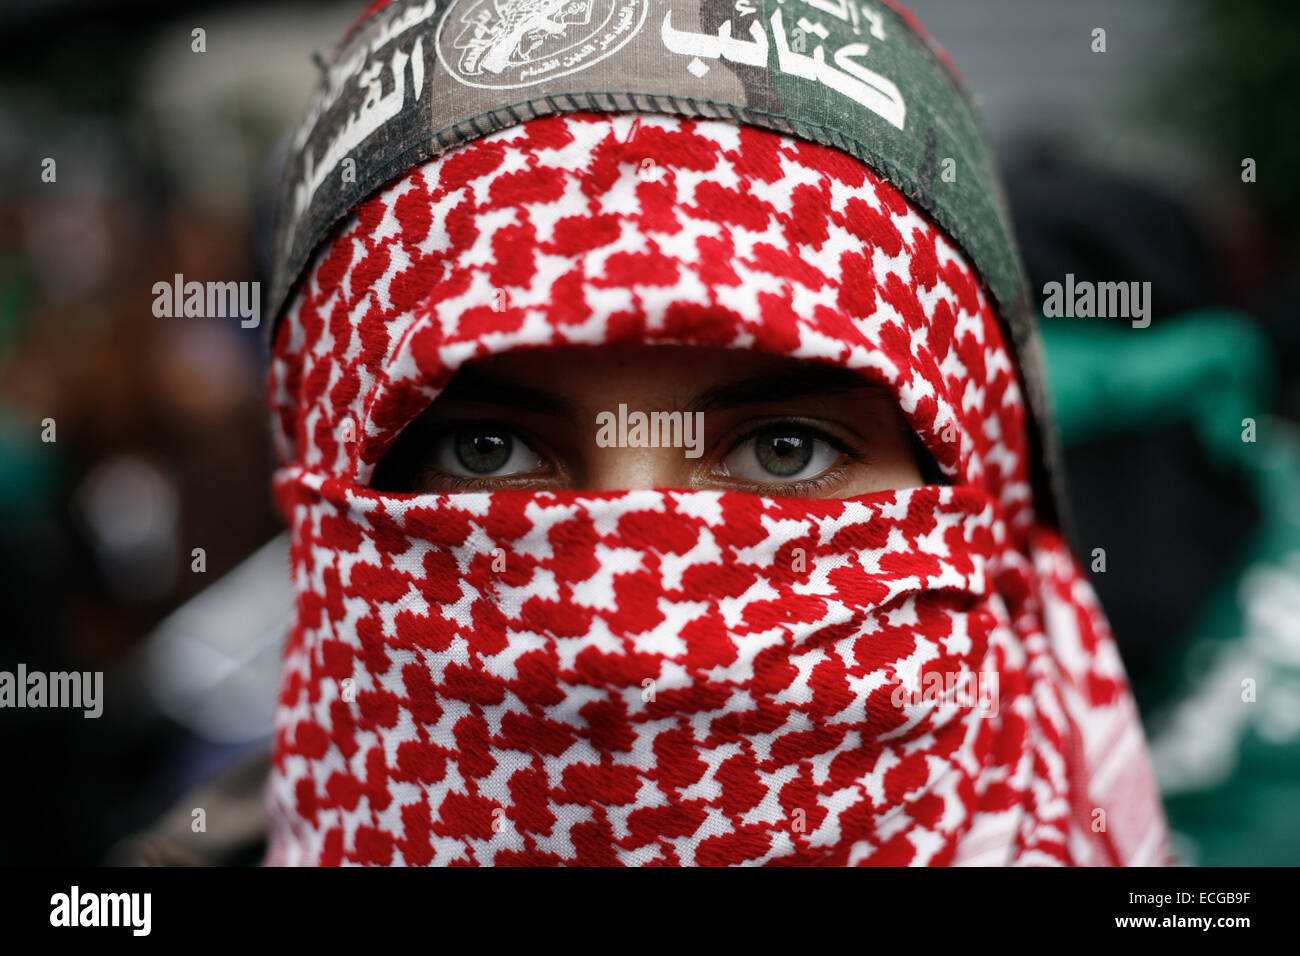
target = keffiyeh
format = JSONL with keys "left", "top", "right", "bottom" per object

{"left": 265, "top": 110, "right": 1169, "bottom": 865}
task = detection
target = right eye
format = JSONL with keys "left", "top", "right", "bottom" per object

{"left": 431, "top": 424, "right": 543, "bottom": 478}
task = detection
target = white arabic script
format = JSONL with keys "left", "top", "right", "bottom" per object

{"left": 660, "top": 10, "right": 905, "bottom": 130}
{"left": 291, "top": 38, "right": 426, "bottom": 225}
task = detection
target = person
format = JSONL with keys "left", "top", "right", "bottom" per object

{"left": 127, "top": 0, "right": 1172, "bottom": 865}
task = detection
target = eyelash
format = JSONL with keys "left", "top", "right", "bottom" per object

{"left": 414, "top": 420, "right": 555, "bottom": 491}
{"left": 435, "top": 474, "right": 545, "bottom": 492}
{"left": 721, "top": 420, "right": 867, "bottom": 494}
{"left": 417, "top": 419, "right": 868, "bottom": 493}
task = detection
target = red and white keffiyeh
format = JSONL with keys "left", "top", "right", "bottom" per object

{"left": 265, "top": 110, "right": 1170, "bottom": 865}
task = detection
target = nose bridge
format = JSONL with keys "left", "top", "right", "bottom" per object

{"left": 583, "top": 440, "right": 690, "bottom": 491}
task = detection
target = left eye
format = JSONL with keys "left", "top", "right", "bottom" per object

{"left": 432, "top": 425, "right": 542, "bottom": 477}
{"left": 721, "top": 425, "right": 842, "bottom": 482}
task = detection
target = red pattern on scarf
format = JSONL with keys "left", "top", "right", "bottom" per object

{"left": 266, "top": 111, "right": 1169, "bottom": 865}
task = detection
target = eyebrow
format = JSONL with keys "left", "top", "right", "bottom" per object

{"left": 688, "top": 364, "right": 888, "bottom": 413}
{"left": 434, "top": 360, "right": 887, "bottom": 417}
{"left": 435, "top": 365, "right": 577, "bottom": 417}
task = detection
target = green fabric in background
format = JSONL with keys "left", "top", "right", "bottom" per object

{"left": 1041, "top": 311, "right": 1300, "bottom": 866}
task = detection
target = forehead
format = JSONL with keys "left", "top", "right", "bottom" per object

{"left": 467, "top": 344, "right": 812, "bottom": 380}
{"left": 440, "top": 345, "right": 903, "bottom": 414}
{"left": 452, "top": 343, "right": 889, "bottom": 390}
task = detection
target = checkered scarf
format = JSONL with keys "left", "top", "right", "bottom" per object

{"left": 264, "top": 111, "right": 1169, "bottom": 865}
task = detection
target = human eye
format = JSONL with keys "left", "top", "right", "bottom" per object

{"left": 421, "top": 421, "right": 546, "bottom": 487}
{"left": 714, "top": 419, "right": 859, "bottom": 493}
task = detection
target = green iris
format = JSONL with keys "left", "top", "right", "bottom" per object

{"left": 754, "top": 429, "right": 814, "bottom": 477}
{"left": 454, "top": 428, "right": 513, "bottom": 474}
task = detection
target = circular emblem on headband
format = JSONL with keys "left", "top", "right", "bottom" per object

{"left": 435, "top": 0, "right": 650, "bottom": 89}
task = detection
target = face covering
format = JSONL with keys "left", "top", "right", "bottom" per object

{"left": 265, "top": 110, "right": 1169, "bottom": 865}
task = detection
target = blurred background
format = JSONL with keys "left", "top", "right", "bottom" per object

{"left": 1, "top": 0, "right": 1297, "bottom": 865}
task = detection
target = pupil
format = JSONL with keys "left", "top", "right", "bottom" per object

{"left": 755, "top": 431, "right": 813, "bottom": 477}
{"left": 455, "top": 429, "right": 511, "bottom": 474}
